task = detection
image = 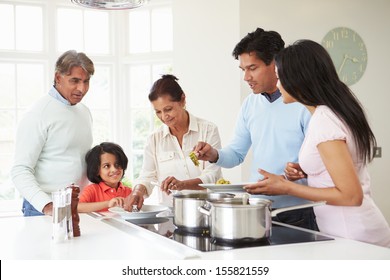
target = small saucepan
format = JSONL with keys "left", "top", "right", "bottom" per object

{"left": 199, "top": 197, "right": 325, "bottom": 242}
{"left": 172, "top": 192, "right": 235, "bottom": 232}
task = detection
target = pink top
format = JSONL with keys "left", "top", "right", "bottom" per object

{"left": 299, "top": 106, "right": 390, "bottom": 247}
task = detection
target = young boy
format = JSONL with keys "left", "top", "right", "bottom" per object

{"left": 78, "top": 142, "right": 132, "bottom": 212}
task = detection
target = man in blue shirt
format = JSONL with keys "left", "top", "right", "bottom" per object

{"left": 195, "top": 28, "right": 318, "bottom": 230}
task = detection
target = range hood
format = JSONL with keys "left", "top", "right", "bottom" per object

{"left": 71, "top": 0, "right": 149, "bottom": 10}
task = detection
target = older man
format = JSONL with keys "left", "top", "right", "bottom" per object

{"left": 11, "top": 50, "right": 95, "bottom": 216}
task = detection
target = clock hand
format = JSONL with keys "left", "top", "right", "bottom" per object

{"left": 349, "top": 57, "right": 359, "bottom": 63}
{"left": 338, "top": 54, "right": 360, "bottom": 74}
{"left": 338, "top": 54, "right": 348, "bottom": 74}
{"left": 344, "top": 54, "right": 360, "bottom": 63}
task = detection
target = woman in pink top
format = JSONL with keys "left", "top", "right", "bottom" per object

{"left": 244, "top": 39, "right": 390, "bottom": 247}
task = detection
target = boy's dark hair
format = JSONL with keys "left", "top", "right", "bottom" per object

{"left": 232, "top": 27, "right": 285, "bottom": 65}
{"left": 85, "top": 142, "right": 128, "bottom": 183}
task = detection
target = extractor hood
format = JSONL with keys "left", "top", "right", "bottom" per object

{"left": 71, "top": 0, "right": 149, "bottom": 10}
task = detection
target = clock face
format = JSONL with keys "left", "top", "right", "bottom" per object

{"left": 321, "top": 27, "right": 367, "bottom": 86}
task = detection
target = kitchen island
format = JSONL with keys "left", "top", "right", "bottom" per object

{"left": 1, "top": 213, "right": 389, "bottom": 260}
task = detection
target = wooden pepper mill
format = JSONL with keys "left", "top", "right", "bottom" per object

{"left": 70, "top": 184, "right": 81, "bottom": 237}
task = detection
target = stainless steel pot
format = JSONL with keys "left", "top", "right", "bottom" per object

{"left": 172, "top": 192, "right": 234, "bottom": 231}
{"left": 199, "top": 197, "right": 325, "bottom": 242}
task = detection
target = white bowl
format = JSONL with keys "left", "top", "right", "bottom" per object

{"left": 108, "top": 205, "right": 169, "bottom": 220}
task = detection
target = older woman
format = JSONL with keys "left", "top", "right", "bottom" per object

{"left": 125, "top": 74, "right": 221, "bottom": 208}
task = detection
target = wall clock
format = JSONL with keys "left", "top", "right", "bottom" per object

{"left": 321, "top": 27, "right": 367, "bottom": 86}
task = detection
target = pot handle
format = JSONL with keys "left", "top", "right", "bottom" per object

{"left": 198, "top": 205, "right": 211, "bottom": 216}
{"left": 270, "top": 201, "right": 326, "bottom": 218}
{"left": 242, "top": 193, "right": 249, "bottom": 205}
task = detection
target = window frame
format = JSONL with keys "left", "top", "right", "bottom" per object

{"left": 0, "top": 0, "right": 173, "bottom": 201}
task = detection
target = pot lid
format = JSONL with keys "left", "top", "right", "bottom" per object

{"left": 173, "top": 192, "right": 234, "bottom": 201}
{"left": 211, "top": 197, "right": 273, "bottom": 207}
{"left": 173, "top": 192, "right": 209, "bottom": 200}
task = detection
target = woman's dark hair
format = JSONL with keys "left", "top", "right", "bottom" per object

{"left": 148, "top": 74, "right": 184, "bottom": 102}
{"left": 232, "top": 27, "right": 285, "bottom": 65}
{"left": 275, "top": 39, "right": 376, "bottom": 163}
{"left": 85, "top": 142, "right": 128, "bottom": 183}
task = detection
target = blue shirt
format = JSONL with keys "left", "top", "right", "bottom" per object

{"left": 48, "top": 86, "right": 72, "bottom": 105}
{"left": 217, "top": 90, "right": 311, "bottom": 207}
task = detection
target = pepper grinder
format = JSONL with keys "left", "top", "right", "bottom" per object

{"left": 70, "top": 184, "right": 81, "bottom": 237}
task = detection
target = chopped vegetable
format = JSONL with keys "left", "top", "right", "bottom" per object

{"left": 216, "top": 178, "right": 231, "bottom": 184}
{"left": 189, "top": 151, "right": 200, "bottom": 166}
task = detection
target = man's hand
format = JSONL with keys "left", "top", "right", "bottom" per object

{"left": 284, "top": 162, "right": 306, "bottom": 181}
{"left": 193, "top": 141, "right": 219, "bottom": 163}
{"left": 42, "top": 202, "right": 53, "bottom": 216}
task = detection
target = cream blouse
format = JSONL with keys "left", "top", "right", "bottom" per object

{"left": 134, "top": 113, "right": 222, "bottom": 206}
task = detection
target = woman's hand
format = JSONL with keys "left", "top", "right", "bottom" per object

{"left": 244, "top": 169, "right": 289, "bottom": 195}
{"left": 107, "top": 197, "right": 125, "bottom": 208}
{"left": 161, "top": 176, "right": 184, "bottom": 194}
{"left": 123, "top": 185, "right": 145, "bottom": 211}
{"left": 284, "top": 162, "right": 306, "bottom": 181}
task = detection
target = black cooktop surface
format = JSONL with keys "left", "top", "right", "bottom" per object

{"left": 126, "top": 217, "right": 333, "bottom": 252}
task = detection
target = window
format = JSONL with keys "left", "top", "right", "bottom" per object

{"left": 57, "top": 7, "right": 110, "bottom": 54}
{"left": 0, "top": 3, "right": 43, "bottom": 51}
{"left": 0, "top": 0, "right": 172, "bottom": 200}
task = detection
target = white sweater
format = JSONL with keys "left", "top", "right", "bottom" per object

{"left": 11, "top": 94, "right": 93, "bottom": 212}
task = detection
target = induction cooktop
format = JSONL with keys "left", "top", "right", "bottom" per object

{"left": 126, "top": 217, "right": 333, "bottom": 252}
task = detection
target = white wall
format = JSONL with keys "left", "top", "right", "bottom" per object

{"left": 173, "top": 0, "right": 390, "bottom": 224}
{"left": 172, "top": 0, "right": 242, "bottom": 182}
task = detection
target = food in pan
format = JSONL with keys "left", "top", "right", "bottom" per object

{"left": 189, "top": 151, "right": 200, "bottom": 166}
{"left": 216, "top": 178, "right": 231, "bottom": 184}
